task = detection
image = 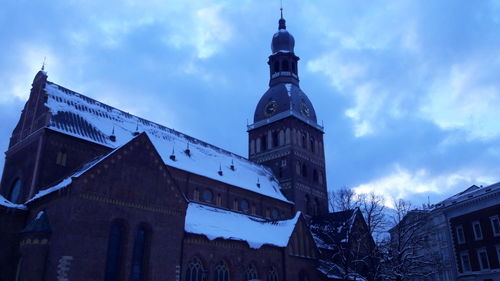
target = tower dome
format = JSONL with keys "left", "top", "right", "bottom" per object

{"left": 271, "top": 17, "right": 295, "bottom": 54}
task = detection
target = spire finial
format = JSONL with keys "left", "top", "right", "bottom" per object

{"left": 41, "top": 56, "right": 46, "bottom": 71}
{"left": 278, "top": 1, "right": 286, "bottom": 30}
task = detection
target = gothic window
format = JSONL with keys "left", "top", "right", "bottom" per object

{"left": 8, "top": 178, "right": 22, "bottom": 203}
{"left": 261, "top": 135, "right": 267, "bottom": 152}
{"left": 285, "top": 128, "right": 291, "bottom": 144}
{"left": 194, "top": 189, "right": 200, "bottom": 201}
{"left": 301, "top": 164, "right": 308, "bottom": 178}
{"left": 305, "top": 195, "right": 311, "bottom": 215}
{"left": 130, "top": 226, "right": 148, "bottom": 281}
{"left": 274, "top": 61, "right": 280, "bottom": 73}
{"left": 250, "top": 140, "right": 255, "bottom": 155}
{"left": 267, "top": 267, "right": 278, "bottom": 281}
{"left": 56, "top": 151, "right": 67, "bottom": 166}
{"left": 301, "top": 134, "right": 307, "bottom": 149}
{"left": 313, "top": 169, "right": 318, "bottom": 183}
{"left": 245, "top": 264, "right": 258, "bottom": 281}
{"left": 203, "top": 189, "right": 213, "bottom": 203}
{"left": 256, "top": 138, "right": 261, "bottom": 153}
{"left": 185, "top": 257, "right": 204, "bottom": 281}
{"left": 214, "top": 261, "right": 229, "bottom": 281}
{"left": 314, "top": 198, "right": 320, "bottom": 216}
{"left": 105, "top": 222, "right": 124, "bottom": 281}
{"left": 233, "top": 199, "right": 238, "bottom": 210}
{"left": 319, "top": 171, "right": 324, "bottom": 185}
{"left": 295, "top": 162, "right": 301, "bottom": 175}
{"left": 272, "top": 131, "right": 279, "bottom": 147}
{"left": 309, "top": 138, "right": 314, "bottom": 152}
{"left": 240, "top": 199, "right": 250, "bottom": 213}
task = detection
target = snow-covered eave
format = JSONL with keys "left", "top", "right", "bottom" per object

{"left": 0, "top": 195, "right": 27, "bottom": 210}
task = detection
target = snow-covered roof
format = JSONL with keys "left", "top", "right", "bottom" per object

{"left": 0, "top": 194, "right": 27, "bottom": 210}
{"left": 185, "top": 202, "right": 300, "bottom": 249}
{"left": 434, "top": 182, "right": 500, "bottom": 209}
{"left": 43, "top": 81, "right": 290, "bottom": 203}
{"left": 310, "top": 209, "right": 358, "bottom": 250}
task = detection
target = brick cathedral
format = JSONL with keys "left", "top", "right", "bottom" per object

{"left": 0, "top": 13, "right": 373, "bottom": 281}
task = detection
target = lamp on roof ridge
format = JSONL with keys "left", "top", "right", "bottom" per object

{"left": 169, "top": 147, "right": 176, "bottom": 161}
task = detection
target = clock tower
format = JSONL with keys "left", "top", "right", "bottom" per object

{"left": 248, "top": 13, "right": 328, "bottom": 216}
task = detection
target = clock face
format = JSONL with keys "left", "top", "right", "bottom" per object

{"left": 264, "top": 100, "right": 278, "bottom": 117}
{"left": 300, "top": 103, "right": 310, "bottom": 117}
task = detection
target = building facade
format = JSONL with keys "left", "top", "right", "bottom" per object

{"left": 0, "top": 14, "right": 352, "bottom": 281}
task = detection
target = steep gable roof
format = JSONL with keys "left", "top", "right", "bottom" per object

{"left": 41, "top": 77, "right": 290, "bottom": 203}
{"left": 309, "top": 209, "right": 359, "bottom": 250}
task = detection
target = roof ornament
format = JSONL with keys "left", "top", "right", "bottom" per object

{"left": 278, "top": 0, "right": 286, "bottom": 30}
{"left": 41, "top": 56, "right": 46, "bottom": 71}
{"left": 184, "top": 142, "right": 191, "bottom": 157}
{"left": 218, "top": 164, "right": 223, "bottom": 176}
{"left": 132, "top": 122, "right": 140, "bottom": 136}
{"left": 109, "top": 126, "right": 116, "bottom": 142}
{"left": 256, "top": 178, "right": 261, "bottom": 188}
{"left": 230, "top": 159, "right": 235, "bottom": 171}
{"left": 170, "top": 147, "right": 176, "bottom": 161}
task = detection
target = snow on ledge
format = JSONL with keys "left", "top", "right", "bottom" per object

{"left": 185, "top": 202, "right": 300, "bottom": 249}
{"left": 0, "top": 194, "right": 27, "bottom": 210}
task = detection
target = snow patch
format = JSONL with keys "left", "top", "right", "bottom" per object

{"left": 0, "top": 194, "right": 27, "bottom": 210}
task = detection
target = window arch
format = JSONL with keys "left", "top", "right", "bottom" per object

{"left": 213, "top": 260, "right": 229, "bottom": 281}
{"left": 272, "top": 131, "right": 279, "bottom": 148}
{"left": 274, "top": 61, "right": 280, "bottom": 73}
{"left": 301, "top": 164, "right": 308, "bottom": 178}
{"left": 185, "top": 257, "right": 204, "bottom": 281}
{"left": 267, "top": 267, "right": 278, "bottom": 281}
{"left": 295, "top": 162, "right": 301, "bottom": 175}
{"left": 278, "top": 130, "right": 285, "bottom": 146}
{"left": 313, "top": 169, "right": 319, "bottom": 183}
{"left": 245, "top": 264, "right": 258, "bottom": 281}
{"left": 310, "top": 138, "right": 315, "bottom": 152}
{"left": 301, "top": 134, "right": 307, "bottom": 149}
{"left": 261, "top": 135, "right": 268, "bottom": 151}
{"left": 281, "top": 60, "right": 289, "bottom": 71}
{"left": 130, "top": 225, "right": 149, "bottom": 281}
{"left": 8, "top": 178, "right": 22, "bottom": 203}
{"left": 105, "top": 221, "right": 125, "bottom": 281}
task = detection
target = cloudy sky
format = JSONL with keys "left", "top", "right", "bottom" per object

{"left": 1, "top": 0, "right": 499, "bottom": 206}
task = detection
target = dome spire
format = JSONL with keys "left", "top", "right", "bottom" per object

{"left": 278, "top": 2, "right": 286, "bottom": 30}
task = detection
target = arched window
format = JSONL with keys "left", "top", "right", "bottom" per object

{"left": 185, "top": 257, "right": 204, "bottom": 281}
{"left": 203, "top": 189, "right": 213, "bottom": 203}
{"left": 301, "top": 164, "right": 307, "bottom": 178}
{"left": 310, "top": 138, "right": 314, "bottom": 152}
{"left": 216, "top": 194, "right": 222, "bottom": 206}
{"left": 214, "top": 260, "right": 229, "bottom": 281}
{"left": 261, "top": 135, "right": 267, "bottom": 151}
{"left": 194, "top": 189, "right": 200, "bottom": 201}
{"left": 250, "top": 140, "right": 255, "bottom": 155}
{"left": 295, "top": 162, "right": 301, "bottom": 175}
{"left": 8, "top": 179, "right": 22, "bottom": 203}
{"left": 278, "top": 130, "right": 285, "bottom": 146}
{"left": 267, "top": 267, "right": 278, "bottom": 281}
{"left": 272, "top": 131, "right": 279, "bottom": 148}
{"left": 319, "top": 171, "right": 324, "bottom": 185}
{"left": 105, "top": 222, "right": 124, "bottom": 281}
{"left": 281, "top": 60, "right": 289, "bottom": 71}
{"left": 256, "top": 138, "right": 261, "bottom": 153}
{"left": 314, "top": 198, "right": 320, "bottom": 216}
{"left": 245, "top": 264, "right": 258, "bottom": 281}
{"left": 274, "top": 61, "right": 280, "bottom": 73}
{"left": 130, "top": 226, "right": 148, "bottom": 281}
{"left": 301, "top": 134, "right": 307, "bottom": 149}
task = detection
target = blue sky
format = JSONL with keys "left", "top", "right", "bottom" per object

{"left": 1, "top": 0, "right": 499, "bottom": 206}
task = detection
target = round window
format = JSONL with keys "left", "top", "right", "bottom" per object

{"left": 239, "top": 199, "right": 249, "bottom": 213}
{"left": 202, "top": 190, "right": 213, "bottom": 203}
{"left": 8, "top": 179, "right": 22, "bottom": 203}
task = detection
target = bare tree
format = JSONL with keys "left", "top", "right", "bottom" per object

{"left": 329, "top": 187, "right": 360, "bottom": 212}
{"left": 382, "top": 199, "right": 438, "bottom": 281}
{"left": 358, "top": 192, "right": 387, "bottom": 242}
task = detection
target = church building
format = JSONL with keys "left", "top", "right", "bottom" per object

{"left": 0, "top": 13, "right": 367, "bottom": 281}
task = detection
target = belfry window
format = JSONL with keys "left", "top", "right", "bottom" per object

{"left": 105, "top": 222, "right": 124, "bottom": 281}
{"left": 274, "top": 61, "right": 280, "bottom": 73}
{"left": 214, "top": 261, "right": 229, "bottom": 281}
{"left": 185, "top": 257, "right": 204, "bottom": 281}
{"left": 292, "top": 62, "right": 297, "bottom": 74}
{"left": 130, "top": 226, "right": 148, "bottom": 281}
{"left": 281, "top": 60, "right": 289, "bottom": 71}
{"left": 8, "top": 178, "right": 22, "bottom": 203}
{"left": 272, "top": 131, "right": 279, "bottom": 147}
{"left": 261, "top": 135, "right": 267, "bottom": 151}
